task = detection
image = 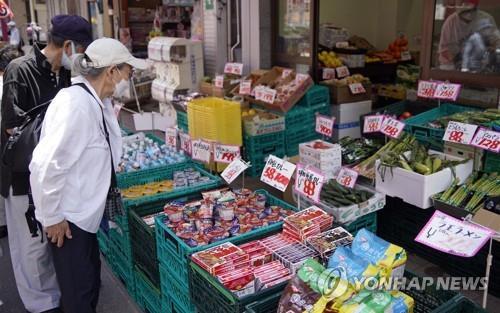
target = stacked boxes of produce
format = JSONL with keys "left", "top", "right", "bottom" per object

{"left": 299, "top": 140, "right": 342, "bottom": 179}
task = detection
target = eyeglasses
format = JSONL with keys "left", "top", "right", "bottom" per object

{"left": 115, "top": 67, "right": 135, "bottom": 79}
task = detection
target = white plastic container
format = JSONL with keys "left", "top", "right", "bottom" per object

{"left": 375, "top": 151, "right": 473, "bottom": 209}
{"left": 299, "top": 141, "right": 342, "bottom": 179}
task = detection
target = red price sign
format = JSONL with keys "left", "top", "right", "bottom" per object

{"left": 260, "top": 155, "right": 296, "bottom": 192}
{"left": 239, "top": 80, "right": 252, "bottom": 95}
{"left": 322, "top": 68, "right": 336, "bottom": 80}
{"left": 215, "top": 75, "right": 224, "bottom": 88}
{"left": 417, "top": 80, "right": 439, "bottom": 99}
{"left": 348, "top": 82, "right": 366, "bottom": 95}
{"left": 380, "top": 117, "right": 405, "bottom": 139}
{"left": 434, "top": 83, "right": 461, "bottom": 101}
{"left": 165, "top": 127, "right": 178, "bottom": 148}
{"left": 336, "top": 167, "right": 358, "bottom": 189}
{"left": 363, "top": 115, "right": 385, "bottom": 133}
{"left": 221, "top": 158, "right": 249, "bottom": 184}
{"left": 471, "top": 128, "right": 500, "bottom": 153}
{"left": 214, "top": 144, "right": 241, "bottom": 164}
{"left": 261, "top": 87, "right": 277, "bottom": 104}
{"left": 315, "top": 115, "right": 335, "bottom": 137}
{"left": 295, "top": 73, "right": 310, "bottom": 84}
{"left": 179, "top": 132, "right": 192, "bottom": 155}
{"left": 224, "top": 63, "right": 244, "bottom": 75}
{"left": 443, "top": 121, "right": 478, "bottom": 145}
{"left": 294, "top": 164, "right": 325, "bottom": 203}
{"left": 336, "top": 66, "right": 350, "bottom": 78}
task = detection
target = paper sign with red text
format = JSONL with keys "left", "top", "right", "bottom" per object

{"left": 336, "top": 66, "right": 350, "bottom": 78}
{"left": 221, "top": 158, "right": 249, "bottom": 184}
{"left": 443, "top": 121, "right": 478, "bottom": 145}
{"left": 434, "top": 83, "right": 461, "bottom": 101}
{"left": 179, "top": 132, "right": 191, "bottom": 155}
{"left": 381, "top": 117, "right": 405, "bottom": 139}
{"left": 239, "top": 80, "right": 252, "bottom": 95}
{"left": 260, "top": 155, "right": 296, "bottom": 192}
{"left": 215, "top": 75, "right": 224, "bottom": 88}
{"left": 224, "top": 63, "right": 244, "bottom": 76}
{"left": 417, "top": 80, "right": 439, "bottom": 99}
{"left": 336, "top": 167, "right": 359, "bottom": 189}
{"left": 165, "top": 127, "right": 178, "bottom": 148}
{"left": 363, "top": 115, "right": 385, "bottom": 133}
{"left": 295, "top": 164, "right": 325, "bottom": 203}
{"left": 315, "top": 115, "right": 335, "bottom": 137}
{"left": 214, "top": 144, "right": 241, "bottom": 164}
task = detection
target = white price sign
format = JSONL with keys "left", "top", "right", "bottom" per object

{"left": 443, "top": 121, "right": 478, "bottom": 145}
{"left": 239, "top": 80, "right": 252, "bottom": 95}
{"left": 179, "top": 132, "right": 192, "bottom": 155}
{"left": 322, "top": 68, "right": 336, "bottom": 80}
{"left": 336, "top": 66, "right": 350, "bottom": 78}
{"left": 261, "top": 87, "right": 277, "bottom": 104}
{"left": 363, "top": 115, "right": 385, "bottom": 133}
{"left": 401, "top": 51, "right": 412, "bottom": 61}
{"left": 417, "top": 80, "right": 439, "bottom": 99}
{"left": 295, "top": 73, "right": 309, "bottom": 84}
{"left": 434, "top": 83, "right": 461, "bottom": 101}
{"left": 315, "top": 115, "right": 335, "bottom": 137}
{"left": 165, "top": 127, "right": 178, "bottom": 148}
{"left": 260, "top": 155, "right": 296, "bottom": 192}
{"left": 221, "top": 158, "right": 249, "bottom": 184}
{"left": 415, "top": 210, "right": 495, "bottom": 257}
{"left": 336, "top": 167, "right": 359, "bottom": 189}
{"left": 214, "top": 75, "right": 224, "bottom": 88}
{"left": 214, "top": 144, "right": 241, "bottom": 164}
{"left": 224, "top": 62, "right": 244, "bottom": 76}
{"left": 348, "top": 82, "right": 366, "bottom": 95}
{"left": 380, "top": 117, "right": 405, "bottom": 139}
{"left": 294, "top": 164, "right": 325, "bottom": 203}
{"left": 191, "top": 140, "right": 212, "bottom": 163}
{"left": 471, "top": 128, "right": 500, "bottom": 153}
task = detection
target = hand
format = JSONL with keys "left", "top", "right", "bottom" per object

{"left": 46, "top": 220, "right": 72, "bottom": 248}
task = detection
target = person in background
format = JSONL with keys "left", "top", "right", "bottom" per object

{"left": 1, "top": 15, "right": 92, "bottom": 313}
{"left": 438, "top": 0, "right": 500, "bottom": 71}
{"left": 7, "top": 21, "right": 21, "bottom": 48}
{"left": 30, "top": 38, "right": 147, "bottom": 313}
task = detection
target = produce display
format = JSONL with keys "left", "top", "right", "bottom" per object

{"left": 435, "top": 172, "right": 500, "bottom": 214}
{"left": 427, "top": 108, "right": 500, "bottom": 129}
{"left": 320, "top": 181, "right": 375, "bottom": 207}
{"left": 318, "top": 51, "right": 343, "bottom": 68}
{"left": 386, "top": 35, "right": 409, "bottom": 60}
{"left": 339, "top": 136, "right": 383, "bottom": 165}
{"left": 322, "top": 74, "right": 369, "bottom": 87}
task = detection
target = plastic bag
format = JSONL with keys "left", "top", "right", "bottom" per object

{"left": 278, "top": 274, "right": 321, "bottom": 313}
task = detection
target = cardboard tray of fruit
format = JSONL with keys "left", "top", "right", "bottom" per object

{"left": 242, "top": 109, "right": 285, "bottom": 136}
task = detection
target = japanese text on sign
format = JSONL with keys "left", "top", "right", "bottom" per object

{"left": 434, "top": 83, "right": 461, "bottom": 101}
{"left": 322, "top": 68, "right": 336, "bottom": 80}
{"left": 295, "top": 73, "right": 310, "bottom": 84}
{"left": 417, "top": 80, "right": 439, "bottom": 99}
{"left": 380, "top": 117, "right": 405, "bottom": 139}
{"left": 179, "top": 132, "right": 191, "bottom": 155}
{"left": 315, "top": 115, "right": 335, "bottom": 137}
{"left": 192, "top": 140, "right": 212, "bottom": 163}
{"left": 224, "top": 62, "right": 244, "bottom": 76}
{"left": 336, "top": 66, "right": 350, "bottom": 78}
{"left": 221, "top": 158, "right": 249, "bottom": 184}
{"left": 363, "top": 115, "right": 385, "bottom": 133}
{"left": 260, "top": 87, "right": 277, "bottom": 104}
{"left": 215, "top": 75, "right": 224, "bottom": 88}
{"left": 349, "top": 82, "right": 366, "bottom": 95}
{"left": 443, "top": 121, "right": 478, "bottom": 145}
{"left": 165, "top": 127, "right": 178, "bottom": 148}
{"left": 415, "top": 210, "right": 495, "bottom": 257}
{"left": 260, "top": 155, "right": 296, "bottom": 192}
{"left": 295, "top": 164, "right": 325, "bottom": 203}
{"left": 239, "top": 80, "right": 252, "bottom": 95}
{"left": 471, "top": 128, "right": 500, "bottom": 153}
{"left": 336, "top": 167, "right": 359, "bottom": 189}
{"left": 214, "top": 144, "right": 241, "bottom": 164}
{"left": 401, "top": 51, "right": 412, "bottom": 61}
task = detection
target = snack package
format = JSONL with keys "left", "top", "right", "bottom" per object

{"left": 388, "top": 291, "right": 414, "bottom": 313}
{"left": 351, "top": 229, "right": 407, "bottom": 277}
{"left": 278, "top": 275, "right": 321, "bottom": 313}
{"left": 306, "top": 227, "right": 354, "bottom": 260}
{"left": 336, "top": 289, "right": 413, "bottom": 313}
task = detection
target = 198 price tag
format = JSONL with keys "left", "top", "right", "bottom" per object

{"left": 336, "top": 167, "right": 359, "bottom": 189}
{"left": 381, "top": 117, "right": 405, "bottom": 139}
{"left": 191, "top": 140, "right": 212, "bottom": 163}
{"left": 239, "top": 80, "right": 252, "bottom": 95}
{"left": 363, "top": 115, "right": 385, "bottom": 133}
{"left": 214, "top": 144, "right": 241, "bottom": 164}
{"left": 215, "top": 75, "right": 224, "bottom": 88}
{"left": 224, "top": 63, "right": 244, "bottom": 76}
{"left": 336, "top": 66, "right": 350, "bottom": 78}
{"left": 443, "top": 121, "right": 478, "bottom": 145}
{"left": 471, "top": 128, "right": 500, "bottom": 153}
{"left": 417, "top": 80, "right": 439, "bottom": 99}
{"left": 260, "top": 155, "right": 296, "bottom": 192}
{"left": 295, "top": 164, "right": 325, "bottom": 203}
{"left": 165, "top": 127, "right": 178, "bottom": 148}
{"left": 179, "top": 132, "right": 191, "bottom": 155}
{"left": 322, "top": 68, "right": 336, "bottom": 80}
{"left": 261, "top": 87, "right": 277, "bottom": 104}
{"left": 349, "top": 82, "right": 366, "bottom": 95}
{"left": 315, "top": 115, "right": 335, "bottom": 137}
{"left": 434, "top": 83, "right": 461, "bottom": 101}
{"left": 221, "top": 158, "right": 249, "bottom": 184}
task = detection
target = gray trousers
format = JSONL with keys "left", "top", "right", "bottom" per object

{"left": 4, "top": 189, "right": 61, "bottom": 313}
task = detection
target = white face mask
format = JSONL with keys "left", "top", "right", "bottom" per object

{"left": 61, "top": 41, "right": 76, "bottom": 71}
{"left": 112, "top": 68, "right": 130, "bottom": 99}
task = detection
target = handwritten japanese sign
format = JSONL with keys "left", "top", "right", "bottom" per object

{"left": 260, "top": 155, "right": 296, "bottom": 192}
{"left": 221, "top": 158, "right": 249, "bottom": 184}
{"left": 322, "top": 68, "right": 336, "bottom": 80}
{"left": 215, "top": 75, "right": 224, "bottom": 88}
{"left": 417, "top": 80, "right": 439, "bottom": 99}
{"left": 224, "top": 62, "right": 244, "bottom": 76}
{"left": 443, "top": 121, "right": 478, "bottom": 145}
{"left": 214, "top": 144, "right": 241, "bottom": 164}
{"left": 239, "top": 80, "right": 252, "bottom": 95}
{"left": 179, "top": 132, "right": 191, "bottom": 155}
{"left": 336, "top": 66, "right": 350, "bottom": 78}
{"left": 256, "top": 87, "right": 276, "bottom": 104}
{"left": 336, "top": 167, "right": 359, "bottom": 189}
{"left": 363, "top": 115, "right": 385, "bottom": 133}
{"left": 380, "top": 117, "right": 405, "bottom": 139}
{"left": 471, "top": 128, "right": 500, "bottom": 153}
{"left": 434, "top": 83, "right": 461, "bottom": 101}
{"left": 401, "top": 51, "right": 412, "bottom": 61}
{"left": 315, "top": 115, "right": 335, "bottom": 137}
{"left": 191, "top": 140, "right": 212, "bottom": 163}
{"left": 165, "top": 127, "right": 178, "bottom": 148}
{"left": 348, "top": 82, "right": 366, "bottom": 95}
{"left": 295, "top": 164, "right": 325, "bottom": 203}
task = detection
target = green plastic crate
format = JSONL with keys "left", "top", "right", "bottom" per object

{"left": 97, "top": 228, "right": 110, "bottom": 258}
{"left": 296, "top": 85, "right": 330, "bottom": 107}
{"left": 160, "top": 265, "right": 196, "bottom": 313}
{"left": 109, "top": 224, "right": 131, "bottom": 259}
{"left": 284, "top": 101, "right": 331, "bottom": 136}
{"left": 109, "top": 242, "right": 135, "bottom": 296}
{"left": 243, "top": 132, "right": 286, "bottom": 178}
{"left": 134, "top": 267, "right": 162, "bottom": 313}
{"left": 244, "top": 292, "right": 282, "bottom": 313}
{"left": 162, "top": 296, "right": 193, "bottom": 313}
{"left": 158, "top": 241, "right": 190, "bottom": 288}
{"left": 285, "top": 124, "right": 323, "bottom": 156}
{"left": 483, "top": 151, "right": 500, "bottom": 174}
{"left": 177, "top": 110, "right": 189, "bottom": 132}
{"left": 189, "top": 262, "right": 287, "bottom": 313}
{"left": 435, "top": 296, "right": 487, "bottom": 313}
{"left": 345, "top": 212, "right": 377, "bottom": 236}
{"left": 244, "top": 148, "right": 286, "bottom": 178}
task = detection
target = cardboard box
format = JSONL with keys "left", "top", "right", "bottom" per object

{"left": 299, "top": 140, "right": 342, "bottom": 179}
{"left": 473, "top": 209, "right": 500, "bottom": 233}
{"left": 332, "top": 100, "right": 372, "bottom": 123}
{"left": 444, "top": 142, "right": 484, "bottom": 171}
{"left": 200, "top": 79, "right": 238, "bottom": 98}
{"left": 243, "top": 111, "right": 285, "bottom": 136}
{"left": 322, "top": 81, "right": 372, "bottom": 104}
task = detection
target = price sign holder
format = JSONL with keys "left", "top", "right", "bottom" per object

{"left": 381, "top": 117, "right": 405, "bottom": 139}
{"left": 363, "top": 115, "right": 385, "bottom": 134}
{"left": 215, "top": 75, "right": 224, "bottom": 88}
{"left": 165, "top": 127, "right": 178, "bottom": 148}
{"left": 315, "top": 114, "right": 335, "bottom": 138}
{"left": 322, "top": 68, "right": 336, "bottom": 80}
{"left": 471, "top": 127, "right": 500, "bottom": 153}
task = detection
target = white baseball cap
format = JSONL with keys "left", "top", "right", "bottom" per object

{"left": 85, "top": 37, "right": 148, "bottom": 70}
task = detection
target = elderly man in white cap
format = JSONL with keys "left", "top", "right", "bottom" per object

{"left": 29, "top": 38, "right": 147, "bottom": 313}
{"left": 7, "top": 21, "right": 20, "bottom": 47}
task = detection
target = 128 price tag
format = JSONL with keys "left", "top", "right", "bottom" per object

{"left": 165, "top": 127, "right": 178, "bottom": 148}
{"left": 295, "top": 164, "right": 325, "bottom": 203}
{"left": 191, "top": 140, "right": 212, "bottom": 163}
{"left": 336, "top": 167, "right": 359, "bottom": 189}
{"left": 322, "top": 68, "right": 336, "bottom": 80}
{"left": 179, "top": 132, "right": 191, "bottom": 155}
{"left": 336, "top": 66, "right": 350, "bottom": 78}
{"left": 471, "top": 128, "right": 500, "bottom": 153}
{"left": 381, "top": 117, "right": 405, "bottom": 139}
{"left": 214, "top": 144, "right": 241, "bottom": 164}
{"left": 315, "top": 115, "right": 335, "bottom": 137}
{"left": 260, "top": 155, "right": 296, "bottom": 192}
{"left": 215, "top": 75, "right": 224, "bottom": 88}
{"left": 224, "top": 62, "right": 244, "bottom": 76}
{"left": 443, "top": 121, "right": 478, "bottom": 145}
{"left": 349, "top": 82, "right": 366, "bottom": 95}
{"left": 363, "top": 115, "right": 385, "bottom": 133}
{"left": 417, "top": 80, "right": 439, "bottom": 99}
{"left": 434, "top": 83, "right": 461, "bottom": 101}
{"left": 221, "top": 158, "right": 249, "bottom": 184}
{"left": 239, "top": 80, "right": 252, "bottom": 95}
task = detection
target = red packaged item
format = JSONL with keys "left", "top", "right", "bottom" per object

{"left": 262, "top": 274, "right": 292, "bottom": 289}
{"left": 217, "top": 268, "right": 255, "bottom": 298}
{"left": 191, "top": 242, "right": 246, "bottom": 274}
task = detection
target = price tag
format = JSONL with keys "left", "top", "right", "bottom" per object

{"left": 434, "top": 83, "right": 461, "bottom": 101}
{"left": 363, "top": 115, "right": 385, "bottom": 133}
{"left": 224, "top": 62, "right": 244, "bottom": 76}
{"left": 443, "top": 121, "right": 478, "bottom": 145}
{"left": 295, "top": 164, "right": 325, "bottom": 203}
{"left": 471, "top": 128, "right": 500, "bottom": 153}
{"left": 336, "top": 66, "right": 350, "bottom": 78}
{"left": 260, "top": 155, "right": 296, "bottom": 192}
{"left": 295, "top": 73, "right": 309, "bottom": 84}
{"left": 179, "top": 132, "right": 192, "bottom": 155}
{"left": 221, "top": 158, "right": 250, "bottom": 184}
{"left": 315, "top": 115, "right": 335, "bottom": 137}
{"left": 261, "top": 87, "right": 277, "bottom": 104}
{"left": 348, "top": 82, "right": 366, "bottom": 95}
{"left": 214, "top": 144, "right": 241, "bottom": 164}
{"left": 215, "top": 75, "right": 224, "bottom": 88}
{"left": 165, "top": 127, "right": 178, "bottom": 148}
{"left": 380, "top": 117, "right": 406, "bottom": 139}
{"left": 322, "top": 68, "right": 336, "bottom": 80}
{"left": 191, "top": 140, "right": 212, "bottom": 163}
{"left": 401, "top": 51, "right": 412, "bottom": 61}
{"left": 417, "top": 80, "right": 439, "bottom": 99}
{"left": 335, "top": 41, "right": 349, "bottom": 48}
{"left": 282, "top": 69, "right": 293, "bottom": 79}
{"left": 336, "top": 167, "right": 359, "bottom": 189}
{"left": 239, "top": 80, "right": 252, "bottom": 95}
